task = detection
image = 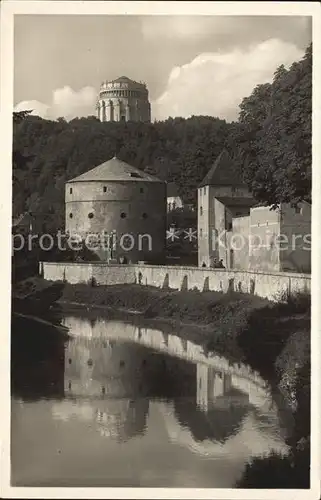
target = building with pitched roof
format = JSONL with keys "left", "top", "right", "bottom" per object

{"left": 96, "top": 76, "right": 151, "bottom": 122}
{"left": 65, "top": 156, "right": 166, "bottom": 263}
{"left": 198, "top": 150, "right": 311, "bottom": 273}
{"left": 198, "top": 150, "right": 255, "bottom": 268}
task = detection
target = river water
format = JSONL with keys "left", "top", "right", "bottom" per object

{"left": 11, "top": 311, "right": 289, "bottom": 488}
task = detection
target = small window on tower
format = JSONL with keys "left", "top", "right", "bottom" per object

{"left": 120, "top": 212, "right": 127, "bottom": 219}
{"left": 88, "top": 212, "right": 94, "bottom": 219}
{"left": 103, "top": 186, "right": 107, "bottom": 193}
{"left": 200, "top": 206, "right": 203, "bottom": 216}
{"left": 69, "top": 213, "right": 73, "bottom": 219}
{"left": 140, "top": 187, "right": 144, "bottom": 193}
{"left": 69, "top": 187, "right": 72, "bottom": 194}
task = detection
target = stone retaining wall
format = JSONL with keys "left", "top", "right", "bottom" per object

{"left": 40, "top": 262, "right": 311, "bottom": 302}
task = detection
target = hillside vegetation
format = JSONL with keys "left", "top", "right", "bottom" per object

{"left": 13, "top": 45, "right": 311, "bottom": 234}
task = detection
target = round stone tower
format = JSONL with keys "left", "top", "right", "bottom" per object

{"left": 96, "top": 76, "right": 151, "bottom": 123}
{"left": 65, "top": 156, "right": 166, "bottom": 263}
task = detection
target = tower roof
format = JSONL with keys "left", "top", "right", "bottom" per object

{"left": 199, "top": 149, "right": 245, "bottom": 188}
{"left": 67, "top": 157, "right": 163, "bottom": 183}
{"left": 112, "top": 76, "right": 135, "bottom": 83}
{"left": 109, "top": 76, "right": 146, "bottom": 87}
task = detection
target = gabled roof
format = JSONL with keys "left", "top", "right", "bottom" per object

{"left": 67, "top": 156, "right": 163, "bottom": 183}
{"left": 199, "top": 149, "right": 245, "bottom": 188}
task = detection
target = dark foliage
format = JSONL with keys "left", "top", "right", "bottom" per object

{"left": 236, "top": 444, "right": 310, "bottom": 489}
{"left": 230, "top": 44, "right": 312, "bottom": 208}
{"left": 11, "top": 314, "right": 67, "bottom": 401}
{"left": 237, "top": 292, "right": 310, "bottom": 382}
{"left": 12, "top": 114, "right": 232, "bottom": 230}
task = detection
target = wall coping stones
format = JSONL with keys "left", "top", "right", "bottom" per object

{"left": 40, "top": 261, "right": 311, "bottom": 280}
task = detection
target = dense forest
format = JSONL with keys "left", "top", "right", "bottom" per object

{"left": 13, "top": 114, "right": 231, "bottom": 230}
{"left": 13, "top": 44, "right": 311, "bottom": 233}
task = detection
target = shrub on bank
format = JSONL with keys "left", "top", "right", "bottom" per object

{"left": 235, "top": 443, "right": 310, "bottom": 488}
{"left": 235, "top": 292, "right": 310, "bottom": 489}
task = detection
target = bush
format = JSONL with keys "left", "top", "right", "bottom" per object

{"left": 236, "top": 448, "right": 310, "bottom": 488}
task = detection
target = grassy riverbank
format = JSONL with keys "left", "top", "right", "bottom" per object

{"left": 59, "top": 281, "right": 311, "bottom": 488}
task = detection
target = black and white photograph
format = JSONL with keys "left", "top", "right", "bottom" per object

{"left": 0, "top": 1, "right": 320, "bottom": 498}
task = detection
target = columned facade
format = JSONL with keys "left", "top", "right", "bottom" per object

{"left": 96, "top": 76, "right": 151, "bottom": 123}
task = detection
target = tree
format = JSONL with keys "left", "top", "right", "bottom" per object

{"left": 13, "top": 110, "right": 33, "bottom": 124}
{"left": 12, "top": 110, "right": 35, "bottom": 215}
{"left": 236, "top": 44, "right": 312, "bottom": 208}
{"left": 12, "top": 114, "right": 233, "bottom": 230}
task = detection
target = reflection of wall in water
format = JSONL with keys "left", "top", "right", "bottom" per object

{"left": 176, "top": 364, "right": 251, "bottom": 444}
{"left": 64, "top": 335, "right": 198, "bottom": 399}
{"left": 197, "top": 364, "right": 249, "bottom": 412}
{"left": 63, "top": 316, "right": 198, "bottom": 399}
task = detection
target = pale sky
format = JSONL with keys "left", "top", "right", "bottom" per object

{"left": 14, "top": 15, "right": 312, "bottom": 122}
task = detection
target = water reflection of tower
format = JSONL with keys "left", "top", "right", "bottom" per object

{"left": 174, "top": 363, "right": 251, "bottom": 444}
{"left": 63, "top": 336, "right": 150, "bottom": 442}
{"left": 64, "top": 336, "right": 154, "bottom": 398}
{"left": 197, "top": 363, "right": 233, "bottom": 412}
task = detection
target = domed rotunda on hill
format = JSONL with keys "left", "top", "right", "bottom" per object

{"left": 96, "top": 76, "right": 151, "bottom": 123}
{"left": 65, "top": 156, "right": 166, "bottom": 264}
